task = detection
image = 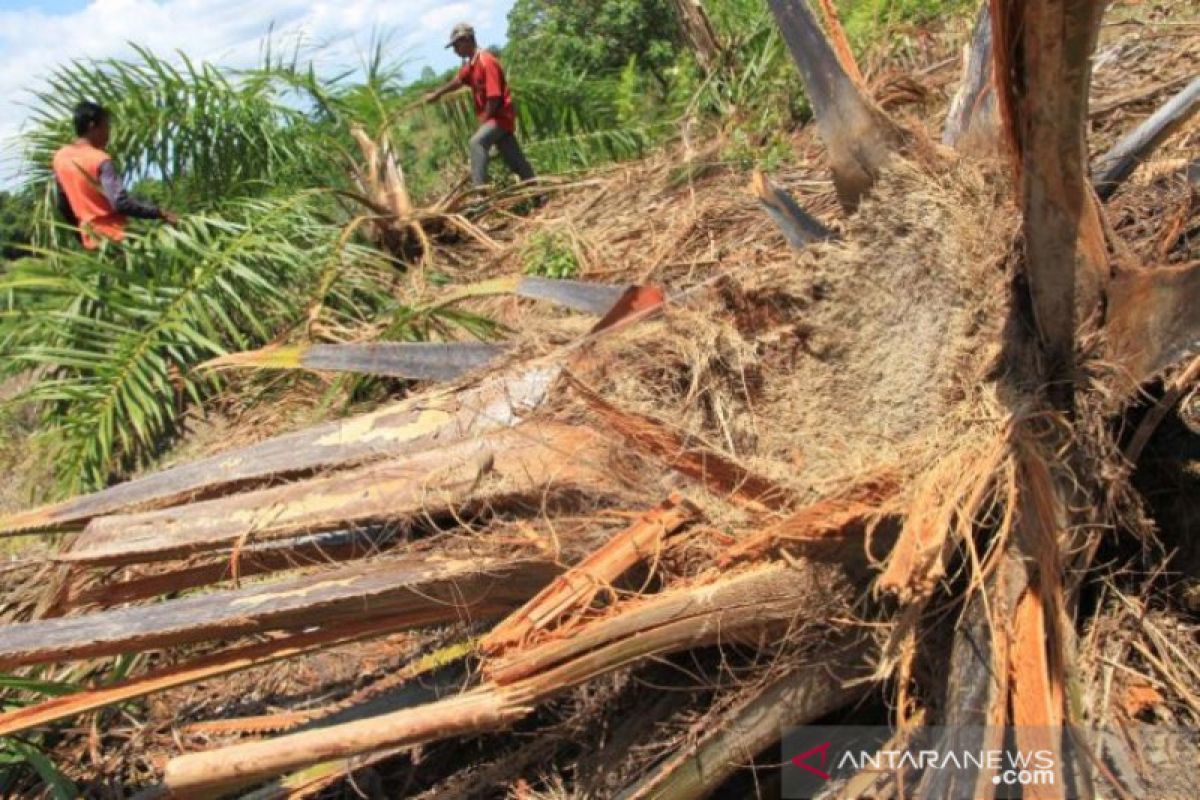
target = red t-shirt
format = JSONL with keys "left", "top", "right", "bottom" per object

{"left": 456, "top": 50, "right": 517, "bottom": 133}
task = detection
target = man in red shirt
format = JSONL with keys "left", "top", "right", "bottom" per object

{"left": 423, "top": 23, "right": 537, "bottom": 188}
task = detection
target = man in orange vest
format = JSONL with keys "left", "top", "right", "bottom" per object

{"left": 423, "top": 23, "right": 537, "bottom": 188}
{"left": 53, "top": 102, "right": 178, "bottom": 249}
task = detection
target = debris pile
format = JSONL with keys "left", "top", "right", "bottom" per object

{"left": 0, "top": 1, "right": 1198, "bottom": 797}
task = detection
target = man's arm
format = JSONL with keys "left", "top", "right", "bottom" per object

{"left": 423, "top": 76, "right": 464, "bottom": 105}
{"left": 98, "top": 161, "right": 178, "bottom": 224}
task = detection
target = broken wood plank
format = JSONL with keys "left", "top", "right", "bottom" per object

{"left": 1093, "top": 77, "right": 1200, "bottom": 200}
{"left": 750, "top": 171, "right": 836, "bottom": 248}
{"left": 0, "top": 620, "right": 416, "bottom": 738}
{"left": 0, "top": 556, "right": 558, "bottom": 670}
{"left": 163, "top": 685, "right": 530, "bottom": 798}
{"left": 160, "top": 563, "right": 850, "bottom": 796}
{"left": 72, "top": 426, "right": 600, "bottom": 566}
{"left": 767, "top": 0, "right": 902, "bottom": 209}
{"left": 0, "top": 364, "right": 560, "bottom": 535}
{"left": 202, "top": 341, "right": 509, "bottom": 381}
{"left": 60, "top": 423, "right": 609, "bottom": 566}
{"left": 59, "top": 528, "right": 402, "bottom": 611}
{"left": 915, "top": 550, "right": 1026, "bottom": 800}
{"left": 814, "top": 0, "right": 865, "bottom": 88}
{"left": 1010, "top": 587, "right": 1066, "bottom": 799}
{"left": 486, "top": 564, "right": 841, "bottom": 685}
{"left": 482, "top": 495, "right": 695, "bottom": 655}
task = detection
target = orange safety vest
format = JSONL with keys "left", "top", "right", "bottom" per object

{"left": 52, "top": 142, "right": 126, "bottom": 249}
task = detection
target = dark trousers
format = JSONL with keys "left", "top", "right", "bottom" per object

{"left": 469, "top": 123, "right": 535, "bottom": 187}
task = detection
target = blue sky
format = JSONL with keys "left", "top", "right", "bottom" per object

{"left": 0, "top": 0, "right": 515, "bottom": 184}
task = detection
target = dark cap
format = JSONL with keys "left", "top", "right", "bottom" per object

{"left": 446, "top": 22, "right": 475, "bottom": 48}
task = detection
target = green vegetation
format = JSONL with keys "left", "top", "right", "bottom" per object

{"left": 523, "top": 230, "right": 580, "bottom": 279}
{"left": 0, "top": 673, "right": 80, "bottom": 799}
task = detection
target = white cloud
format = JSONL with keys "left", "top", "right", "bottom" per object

{"left": 0, "top": 0, "right": 512, "bottom": 185}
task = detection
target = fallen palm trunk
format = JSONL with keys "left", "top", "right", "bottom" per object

{"left": 160, "top": 563, "right": 852, "bottom": 796}
{"left": 482, "top": 495, "right": 695, "bottom": 654}
{"left": 0, "top": 556, "right": 558, "bottom": 669}
{"left": 0, "top": 617, "right": 418, "bottom": 738}
{"left": 750, "top": 171, "right": 836, "bottom": 248}
{"left": 0, "top": 364, "right": 560, "bottom": 535}
{"left": 202, "top": 341, "right": 509, "bottom": 381}
{"left": 1092, "top": 77, "right": 1200, "bottom": 200}
{"left": 60, "top": 423, "right": 608, "bottom": 565}
{"left": 618, "top": 652, "right": 869, "bottom": 799}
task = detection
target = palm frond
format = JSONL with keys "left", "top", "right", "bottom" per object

{"left": 0, "top": 193, "right": 389, "bottom": 493}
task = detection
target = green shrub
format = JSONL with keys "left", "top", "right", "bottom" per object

{"left": 522, "top": 231, "right": 580, "bottom": 279}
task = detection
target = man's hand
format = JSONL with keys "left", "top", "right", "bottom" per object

{"left": 161, "top": 210, "right": 180, "bottom": 226}
{"left": 422, "top": 91, "right": 439, "bottom": 105}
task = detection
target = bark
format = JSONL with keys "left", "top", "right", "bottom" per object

{"left": 991, "top": 0, "right": 1109, "bottom": 408}
{"left": 670, "top": 0, "right": 723, "bottom": 73}
{"left": 0, "top": 365, "right": 560, "bottom": 535}
{"left": 1105, "top": 261, "right": 1200, "bottom": 390}
{"left": 0, "top": 556, "right": 556, "bottom": 669}
{"left": 767, "top": 0, "right": 902, "bottom": 210}
{"left": 1092, "top": 77, "right": 1200, "bottom": 200}
{"left": 942, "top": 3, "right": 1000, "bottom": 155}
